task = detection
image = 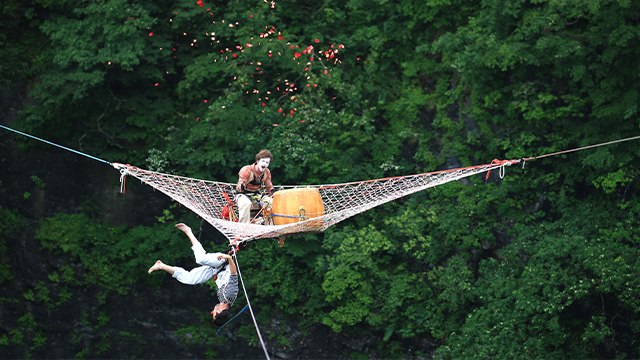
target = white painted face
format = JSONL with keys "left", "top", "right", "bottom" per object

{"left": 257, "top": 158, "right": 271, "bottom": 172}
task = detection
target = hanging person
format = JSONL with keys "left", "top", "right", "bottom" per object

{"left": 236, "top": 149, "right": 276, "bottom": 223}
{"left": 148, "top": 223, "right": 238, "bottom": 326}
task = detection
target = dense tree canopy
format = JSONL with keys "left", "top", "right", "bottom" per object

{"left": 2, "top": 0, "right": 640, "bottom": 358}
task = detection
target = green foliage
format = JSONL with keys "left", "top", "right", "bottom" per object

{"left": 36, "top": 212, "right": 194, "bottom": 298}
{"left": 5, "top": 0, "right": 640, "bottom": 357}
{"left": 0, "top": 206, "right": 24, "bottom": 284}
{"left": 30, "top": 175, "right": 46, "bottom": 189}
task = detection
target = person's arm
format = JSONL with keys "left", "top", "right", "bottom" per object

{"left": 264, "top": 169, "right": 275, "bottom": 195}
{"left": 217, "top": 254, "right": 237, "bottom": 275}
{"left": 237, "top": 166, "right": 249, "bottom": 193}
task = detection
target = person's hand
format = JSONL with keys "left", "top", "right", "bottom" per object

{"left": 240, "top": 183, "right": 246, "bottom": 192}
{"left": 268, "top": 187, "right": 275, "bottom": 196}
{"left": 217, "top": 254, "right": 231, "bottom": 261}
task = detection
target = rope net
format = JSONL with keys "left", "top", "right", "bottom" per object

{"left": 113, "top": 159, "right": 519, "bottom": 244}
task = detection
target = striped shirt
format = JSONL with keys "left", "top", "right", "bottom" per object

{"left": 217, "top": 273, "right": 239, "bottom": 306}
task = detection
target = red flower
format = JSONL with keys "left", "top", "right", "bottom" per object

{"left": 197, "top": 0, "right": 203, "bottom": 7}
{"left": 278, "top": 36, "right": 283, "bottom": 40}
{"left": 278, "top": 108, "right": 283, "bottom": 113}
{"left": 155, "top": 83, "right": 159, "bottom": 86}
{"left": 315, "top": 39, "right": 319, "bottom": 43}
{"left": 262, "top": 102, "right": 266, "bottom": 106}
{"left": 196, "top": 117, "right": 200, "bottom": 121}
{"left": 204, "top": 100, "right": 208, "bottom": 103}
{"left": 246, "top": 43, "right": 253, "bottom": 47}
{"left": 232, "top": 54, "right": 237, "bottom": 57}
{"left": 149, "top": 32, "right": 153, "bottom": 36}
{"left": 301, "top": 120, "right": 305, "bottom": 123}
{"left": 294, "top": 52, "right": 301, "bottom": 58}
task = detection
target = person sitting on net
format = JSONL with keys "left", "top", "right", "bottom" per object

{"left": 148, "top": 223, "right": 238, "bottom": 326}
{"left": 236, "top": 149, "right": 276, "bottom": 223}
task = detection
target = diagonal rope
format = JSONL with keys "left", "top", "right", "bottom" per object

{"left": 523, "top": 135, "right": 640, "bottom": 161}
{"left": 0, "top": 125, "right": 112, "bottom": 165}
{"left": 233, "top": 253, "right": 271, "bottom": 360}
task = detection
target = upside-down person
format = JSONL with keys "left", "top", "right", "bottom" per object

{"left": 236, "top": 149, "right": 276, "bottom": 223}
{"left": 148, "top": 223, "right": 238, "bottom": 326}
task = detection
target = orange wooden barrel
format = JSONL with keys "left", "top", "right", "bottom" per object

{"left": 272, "top": 188, "right": 325, "bottom": 232}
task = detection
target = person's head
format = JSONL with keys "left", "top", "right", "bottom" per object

{"left": 213, "top": 309, "right": 232, "bottom": 326}
{"left": 255, "top": 149, "right": 273, "bottom": 172}
{"left": 212, "top": 303, "right": 232, "bottom": 326}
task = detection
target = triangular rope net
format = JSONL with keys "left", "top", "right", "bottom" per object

{"left": 112, "top": 159, "right": 520, "bottom": 244}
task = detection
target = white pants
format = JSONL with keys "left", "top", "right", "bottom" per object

{"left": 236, "top": 193, "right": 272, "bottom": 223}
{"left": 172, "top": 241, "right": 228, "bottom": 285}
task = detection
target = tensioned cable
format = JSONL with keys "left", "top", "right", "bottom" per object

{"left": 523, "top": 135, "right": 640, "bottom": 161}
{"left": 0, "top": 125, "right": 111, "bottom": 165}
{"left": 232, "top": 252, "right": 271, "bottom": 360}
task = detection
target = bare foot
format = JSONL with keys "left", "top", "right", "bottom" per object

{"left": 175, "top": 223, "right": 192, "bottom": 235}
{"left": 148, "top": 260, "right": 165, "bottom": 274}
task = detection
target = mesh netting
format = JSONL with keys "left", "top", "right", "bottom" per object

{"left": 113, "top": 159, "right": 519, "bottom": 244}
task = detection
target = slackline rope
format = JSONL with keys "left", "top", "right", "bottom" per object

{"left": 523, "top": 135, "right": 640, "bottom": 161}
{"left": 0, "top": 125, "right": 111, "bottom": 165}
{"left": 3, "top": 123, "right": 639, "bottom": 174}
{"left": 232, "top": 252, "right": 271, "bottom": 360}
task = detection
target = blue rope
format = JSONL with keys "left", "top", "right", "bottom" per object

{"left": 216, "top": 304, "right": 249, "bottom": 335}
{"left": 0, "top": 124, "right": 112, "bottom": 165}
